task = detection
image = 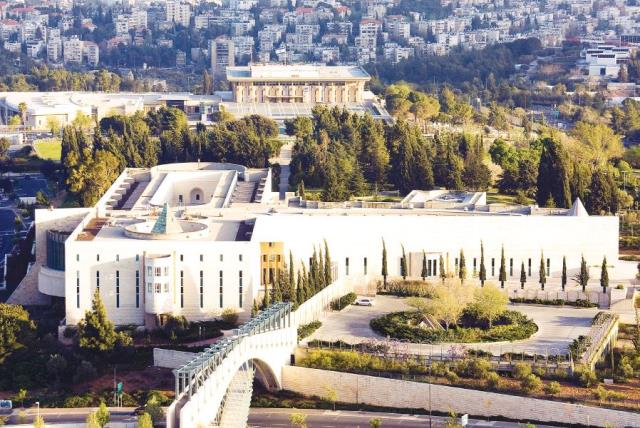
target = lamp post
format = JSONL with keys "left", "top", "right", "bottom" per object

{"left": 428, "top": 365, "right": 432, "bottom": 428}
{"left": 35, "top": 401, "right": 39, "bottom": 421}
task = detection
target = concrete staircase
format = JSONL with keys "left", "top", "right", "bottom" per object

{"left": 230, "top": 181, "right": 257, "bottom": 204}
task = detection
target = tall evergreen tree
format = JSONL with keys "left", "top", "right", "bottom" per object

{"left": 400, "top": 245, "right": 408, "bottom": 280}
{"left": 324, "top": 240, "right": 332, "bottom": 286}
{"left": 262, "top": 282, "right": 270, "bottom": 309}
{"left": 296, "top": 270, "right": 304, "bottom": 306}
{"left": 520, "top": 261, "right": 526, "bottom": 289}
{"left": 421, "top": 251, "right": 428, "bottom": 281}
{"left": 318, "top": 248, "right": 326, "bottom": 289}
{"left": 536, "top": 137, "right": 571, "bottom": 208}
{"left": 252, "top": 299, "right": 259, "bottom": 317}
{"left": 600, "top": 256, "right": 609, "bottom": 293}
{"left": 459, "top": 249, "right": 467, "bottom": 283}
{"left": 561, "top": 256, "right": 567, "bottom": 291}
{"left": 574, "top": 255, "right": 590, "bottom": 292}
{"left": 499, "top": 245, "right": 506, "bottom": 288}
{"left": 289, "top": 251, "right": 295, "bottom": 295}
{"left": 539, "top": 252, "right": 546, "bottom": 290}
{"left": 78, "top": 289, "right": 121, "bottom": 352}
{"left": 381, "top": 239, "right": 388, "bottom": 286}
{"left": 439, "top": 254, "right": 446, "bottom": 283}
{"left": 272, "top": 275, "right": 283, "bottom": 302}
{"left": 479, "top": 241, "right": 487, "bottom": 287}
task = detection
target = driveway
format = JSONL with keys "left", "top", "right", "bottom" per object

{"left": 307, "top": 295, "right": 598, "bottom": 355}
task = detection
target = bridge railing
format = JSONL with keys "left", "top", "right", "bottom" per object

{"left": 173, "top": 302, "right": 292, "bottom": 400}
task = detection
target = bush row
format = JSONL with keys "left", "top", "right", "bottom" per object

{"left": 297, "top": 321, "right": 322, "bottom": 340}
{"left": 330, "top": 293, "right": 357, "bottom": 311}
{"left": 510, "top": 297, "right": 597, "bottom": 308}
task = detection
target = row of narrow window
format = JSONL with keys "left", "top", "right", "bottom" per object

{"left": 78, "top": 254, "right": 243, "bottom": 263}
{"left": 81, "top": 270, "right": 243, "bottom": 310}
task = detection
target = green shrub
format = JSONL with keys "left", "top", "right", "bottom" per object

{"left": 377, "top": 280, "right": 436, "bottom": 298}
{"left": 445, "top": 370, "right": 459, "bottom": 384}
{"left": 485, "top": 371, "right": 501, "bottom": 389}
{"left": 512, "top": 362, "right": 532, "bottom": 380}
{"left": 454, "top": 358, "right": 492, "bottom": 379}
{"left": 544, "top": 381, "right": 561, "bottom": 395}
{"left": 297, "top": 321, "right": 322, "bottom": 340}
{"left": 576, "top": 369, "right": 598, "bottom": 388}
{"left": 520, "top": 374, "right": 542, "bottom": 394}
{"left": 220, "top": 308, "right": 239, "bottom": 326}
{"left": 162, "top": 315, "right": 188, "bottom": 339}
{"left": 569, "top": 336, "right": 592, "bottom": 360}
{"left": 594, "top": 386, "right": 627, "bottom": 402}
{"left": 330, "top": 293, "right": 357, "bottom": 311}
{"left": 73, "top": 360, "right": 97, "bottom": 384}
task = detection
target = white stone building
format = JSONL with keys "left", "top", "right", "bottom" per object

{"left": 30, "top": 164, "right": 620, "bottom": 331}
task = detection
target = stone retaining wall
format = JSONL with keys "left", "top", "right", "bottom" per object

{"left": 282, "top": 366, "right": 640, "bottom": 427}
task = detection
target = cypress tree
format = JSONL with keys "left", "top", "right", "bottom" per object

{"left": 324, "top": 239, "right": 332, "bottom": 286}
{"left": 251, "top": 299, "right": 259, "bottom": 317}
{"left": 479, "top": 241, "right": 487, "bottom": 287}
{"left": 600, "top": 256, "right": 609, "bottom": 293}
{"left": 289, "top": 251, "right": 295, "bottom": 294}
{"left": 439, "top": 255, "right": 446, "bottom": 283}
{"left": 296, "top": 270, "right": 303, "bottom": 305}
{"left": 400, "top": 245, "right": 408, "bottom": 280}
{"left": 310, "top": 247, "right": 319, "bottom": 294}
{"left": 499, "top": 245, "right": 506, "bottom": 288}
{"left": 561, "top": 256, "right": 567, "bottom": 291}
{"left": 262, "top": 281, "right": 270, "bottom": 309}
{"left": 301, "top": 264, "right": 309, "bottom": 302}
{"left": 381, "top": 239, "right": 388, "bottom": 286}
{"left": 575, "top": 255, "right": 590, "bottom": 292}
{"left": 536, "top": 137, "right": 571, "bottom": 208}
{"left": 520, "top": 261, "right": 526, "bottom": 289}
{"left": 421, "top": 251, "right": 428, "bottom": 281}
{"left": 273, "top": 275, "right": 283, "bottom": 302}
{"left": 318, "top": 248, "right": 326, "bottom": 289}
{"left": 459, "top": 249, "right": 467, "bottom": 283}
{"left": 539, "top": 252, "right": 546, "bottom": 290}
{"left": 297, "top": 180, "right": 306, "bottom": 199}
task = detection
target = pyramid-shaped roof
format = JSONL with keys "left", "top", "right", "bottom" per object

{"left": 567, "top": 198, "right": 589, "bottom": 217}
{"left": 151, "top": 203, "right": 182, "bottom": 234}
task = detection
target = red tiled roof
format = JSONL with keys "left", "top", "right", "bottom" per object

{"left": 0, "top": 19, "right": 18, "bottom": 25}
{"left": 295, "top": 7, "right": 313, "bottom": 14}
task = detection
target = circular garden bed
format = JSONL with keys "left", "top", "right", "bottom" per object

{"left": 370, "top": 309, "right": 538, "bottom": 344}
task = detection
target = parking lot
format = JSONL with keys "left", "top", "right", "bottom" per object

{"left": 306, "top": 295, "right": 598, "bottom": 356}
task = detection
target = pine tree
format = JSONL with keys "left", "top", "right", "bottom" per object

{"left": 439, "top": 255, "right": 446, "bottom": 283}
{"left": 499, "top": 245, "right": 506, "bottom": 288}
{"left": 600, "top": 256, "right": 609, "bottom": 293}
{"left": 421, "top": 251, "right": 428, "bottom": 281}
{"left": 574, "top": 255, "right": 590, "bottom": 292}
{"left": 78, "top": 289, "right": 119, "bottom": 352}
{"left": 301, "top": 264, "right": 309, "bottom": 302}
{"left": 381, "top": 239, "right": 388, "bottom": 286}
{"left": 520, "top": 261, "right": 526, "bottom": 289}
{"left": 479, "top": 241, "right": 487, "bottom": 287}
{"left": 539, "top": 252, "right": 546, "bottom": 290}
{"left": 561, "top": 256, "right": 567, "bottom": 291}
{"left": 400, "top": 245, "right": 408, "bottom": 280}
{"left": 459, "top": 249, "right": 467, "bottom": 283}
{"left": 296, "top": 270, "right": 304, "bottom": 305}
{"left": 252, "top": 299, "right": 259, "bottom": 317}
{"left": 324, "top": 240, "right": 332, "bottom": 286}
{"left": 318, "top": 248, "right": 326, "bottom": 289}
{"left": 310, "top": 247, "right": 319, "bottom": 294}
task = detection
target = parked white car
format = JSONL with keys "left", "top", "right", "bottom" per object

{"left": 354, "top": 297, "right": 374, "bottom": 306}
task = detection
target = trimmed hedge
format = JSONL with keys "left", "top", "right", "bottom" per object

{"left": 510, "top": 297, "right": 596, "bottom": 308}
{"left": 297, "top": 321, "right": 322, "bottom": 340}
{"left": 330, "top": 293, "right": 357, "bottom": 311}
{"left": 370, "top": 310, "right": 537, "bottom": 344}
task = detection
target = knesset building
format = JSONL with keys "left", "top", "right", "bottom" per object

{"left": 31, "top": 162, "right": 620, "bottom": 329}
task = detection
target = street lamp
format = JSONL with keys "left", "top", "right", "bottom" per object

{"left": 35, "top": 401, "right": 39, "bottom": 421}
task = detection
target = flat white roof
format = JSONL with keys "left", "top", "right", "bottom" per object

{"left": 226, "top": 64, "right": 370, "bottom": 81}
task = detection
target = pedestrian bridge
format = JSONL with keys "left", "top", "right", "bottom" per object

{"left": 166, "top": 302, "right": 297, "bottom": 428}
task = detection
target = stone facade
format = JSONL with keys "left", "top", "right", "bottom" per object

{"left": 282, "top": 366, "right": 640, "bottom": 427}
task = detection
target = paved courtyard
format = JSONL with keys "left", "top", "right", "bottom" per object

{"left": 306, "top": 295, "right": 599, "bottom": 356}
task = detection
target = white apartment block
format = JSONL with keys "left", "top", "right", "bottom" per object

{"left": 32, "top": 163, "right": 621, "bottom": 331}
{"left": 83, "top": 41, "right": 99, "bottom": 66}
{"left": 47, "top": 39, "right": 61, "bottom": 62}
{"left": 63, "top": 36, "right": 83, "bottom": 63}
{"left": 165, "top": 0, "right": 191, "bottom": 27}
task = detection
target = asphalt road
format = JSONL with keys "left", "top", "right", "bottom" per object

{"left": 247, "top": 408, "right": 559, "bottom": 428}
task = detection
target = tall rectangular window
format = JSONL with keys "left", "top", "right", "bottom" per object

{"left": 115, "top": 270, "right": 120, "bottom": 308}
{"left": 239, "top": 254, "right": 243, "bottom": 262}
{"left": 363, "top": 257, "right": 367, "bottom": 275}
{"left": 135, "top": 270, "right": 140, "bottom": 308}
{"left": 433, "top": 260, "right": 437, "bottom": 277}
{"left": 428, "top": 260, "right": 432, "bottom": 276}
{"left": 219, "top": 270, "right": 224, "bottom": 308}
{"left": 180, "top": 254, "right": 184, "bottom": 262}
{"left": 345, "top": 257, "right": 349, "bottom": 276}
{"left": 455, "top": 258, "right": 459, "bottom": 271}
{"left": 96, "top": 270, "right": 100, "bottom": 290}
{"left": 509, "top": 258, "right": 513, "bottom": 276}
{"left": 528, "top": 258, "right": 532, "bottom": 276}
{"left": 239, "top": 270, "right": 243, "bottom": 308}
{"left": 180, "top": 270, "right": 184, "bottom": 308}
{"left": 135, "top": 254, "right": 139, "bottom": 262}
{"left": 547, "top": 258, "right": 550, "bottom": 275}
{"left": 76, "top": 254, "right": 79, "bottom": 262}
{"left": 200, "top": 254, "right": 203, "bottom": 262}
{"left": 116, "top": 254, "right": 119, "bottom": 262}
{"left": 473, "top": 258, "right": 477, "bottom": 272}
{"left": 491, "top": 258, "right": 495, "bottom": 276}
{"left": 76, "top": 270, "right": 80, "bottom": 308}
{"left": 220, "top": 254, "right": 223, "bottom": 262}
{"left": 96, "top": 254, "right": 100, "bottom": 262}
{"left": 199, "top": 270, "right": 204, "bottom": 308}
{"left": 147, "top": 266, "right": 152, "bottom": 276}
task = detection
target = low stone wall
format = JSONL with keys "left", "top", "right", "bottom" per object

{"left": 282, "top": 366, "right": 639, "bottom": 427}
{"left": 153, "top": 348, "right": 196, "bottom": 369}
{"left": 293, "top": 277, "right": 356, "bottom": 326}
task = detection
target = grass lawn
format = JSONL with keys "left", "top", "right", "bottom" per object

{"left": 34, "top": 138, "right": 61, "bottom": 161}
